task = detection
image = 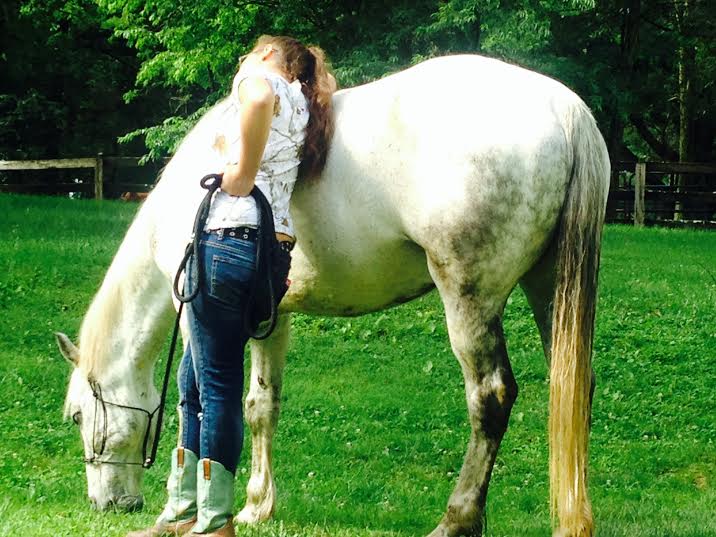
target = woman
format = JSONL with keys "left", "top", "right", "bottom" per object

{"left": 127, "top": 35, "right": 336, "bottom": 537}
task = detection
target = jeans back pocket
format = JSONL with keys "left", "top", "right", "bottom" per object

{"left": 208, "top": 248, "right": 256, "bottom": 309}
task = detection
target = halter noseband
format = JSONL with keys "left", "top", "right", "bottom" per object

{"left": 84, "top": 379, "right": 160, "bottom": 468}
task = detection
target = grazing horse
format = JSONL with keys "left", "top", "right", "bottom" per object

{"left": 55, "top": 54, "right": 609, "bottom": 537}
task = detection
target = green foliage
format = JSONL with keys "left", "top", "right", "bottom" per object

{"left": 1, "top": 1, "right": 714, "bottom": 162}
{"left": 0, "top": 0, "right": 173, "bottom": 159}
{"left": 0, "top": 194, "right": 715, "bottom": 536}
{"left": 92, "top": 0, "right": 715, "bottom": 162}
{"left": 117, "top": 105, "right": 212, "bottom": 162}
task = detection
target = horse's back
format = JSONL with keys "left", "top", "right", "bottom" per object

{"left": 300, "top": 55, "right": 585, "bottom": 300}
{"left": 330, "top": 54, "right": 580, "bottom": 221}
{"left": 149, "top": 54, "right": 603, "bottom": 316}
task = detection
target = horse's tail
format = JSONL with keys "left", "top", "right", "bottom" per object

{"left": 549, "top": 100, "right": 609, "bottom": 537}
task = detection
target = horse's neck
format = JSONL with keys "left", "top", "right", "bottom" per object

{"left": 81, "top": 205, "right": 174, "bottom": 386}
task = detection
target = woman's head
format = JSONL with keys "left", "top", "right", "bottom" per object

{"left": 238, "top": 35, "right": 337, "bottom": 179}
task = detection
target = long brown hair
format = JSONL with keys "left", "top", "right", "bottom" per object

{"left": 252, "top": 35, "right": 336, "bottom": 179}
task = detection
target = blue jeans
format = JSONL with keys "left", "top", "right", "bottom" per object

{"left": 178, "top": 231, "right": 257, "bottom": 474}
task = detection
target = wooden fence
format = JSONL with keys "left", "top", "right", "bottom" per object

{"left": 608, "top": 161, "right": 716, "bottom": 228}
{"left": 2, "top": 156, "right": 716, "bottom": 226}
{"left": 0, "top": 154, "right": 168, "bottom": 199}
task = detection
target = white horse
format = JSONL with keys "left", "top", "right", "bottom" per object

{"left": 55, "top": 54, "right": 609, "bottom": 537}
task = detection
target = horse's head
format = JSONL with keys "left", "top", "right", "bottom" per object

{"left": 55, "top": 332, "right": 159, "bottom": 512}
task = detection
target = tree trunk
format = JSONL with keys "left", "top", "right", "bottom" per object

{"left": 607, "top": 0, "right": 641, "bottom": 172}
{"left": 674, "top": 0, "right": 696, "bottom": 220}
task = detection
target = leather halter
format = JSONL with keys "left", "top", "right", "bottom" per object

{"left": 84, "top": 379, "right": 160, "bottom": 468}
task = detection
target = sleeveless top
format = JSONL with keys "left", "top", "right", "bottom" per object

{"left": 204, "top": 67, "right": 310, "bottom": 237}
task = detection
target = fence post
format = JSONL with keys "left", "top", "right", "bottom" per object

{"left": 94, "top": 152, "right": 104, "bottom": 200}
{"left": 634, "top": 161, "right": 646, "bottom": 227}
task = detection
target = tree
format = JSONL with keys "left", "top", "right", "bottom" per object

{"left": 1, "top": 0, "right": 713, "bottom": 166}
{"left": 0, "top": 0, "right": 168, "bottom": 159}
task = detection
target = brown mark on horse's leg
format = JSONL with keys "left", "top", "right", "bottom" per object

{"left": 235, "top": 314, "right": 290, "bottom": 525}
{"left": 426, "top": 262, "right": 518, "bottom": 537}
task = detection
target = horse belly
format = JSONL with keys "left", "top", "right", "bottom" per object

{"left": 280, "top": 234, "right": 433, "bottom": 316}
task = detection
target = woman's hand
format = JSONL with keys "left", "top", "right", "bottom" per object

{"left": 221, "top": 163, "right": 246, "bottom": 196}
{"left": 221, "top": 75, "right": 275, "bottom": 197}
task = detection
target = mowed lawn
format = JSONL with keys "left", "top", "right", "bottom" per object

{"left": 0, "top": 193, "right": 714, "bottom": 537}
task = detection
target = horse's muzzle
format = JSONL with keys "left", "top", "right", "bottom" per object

{"left": 91, "top": 494, "right": 144, "bottom": 512}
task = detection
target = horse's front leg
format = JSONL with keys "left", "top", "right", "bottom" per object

{"left": 235, "top": 314, "right": 290, "bottom": 524}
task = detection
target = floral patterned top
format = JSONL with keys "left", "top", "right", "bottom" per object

{"left": 204, "top": 66, "right": 310, "bottom": 237}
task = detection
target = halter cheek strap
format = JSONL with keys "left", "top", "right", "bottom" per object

{"left": 84, "top": 379, "right": 160, "bottom": 467}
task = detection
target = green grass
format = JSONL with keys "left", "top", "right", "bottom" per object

{"left": 0, "top": 193, "right": 714, "bottom": 537}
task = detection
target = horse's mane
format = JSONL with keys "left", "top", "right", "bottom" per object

{"left": 63, "top": 276, "right": 122, "bottom": 413}
{"left": 77, "top": 275, "right": 124, "bottom": 377}
{"left": 73, "top": 97, "right": 235, "bottom": 378}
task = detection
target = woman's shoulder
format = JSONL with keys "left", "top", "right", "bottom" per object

{"left": 235, "top": 67, "right": 309, "bottom": 132}
{"left": 261, "top": 72, "right": 309, "bottom": 132}
{"left": 266, "top": 72, "right": 307, "bottom": 107}
{"left": 238, "top": 68, "right": 294, "bottom": 95}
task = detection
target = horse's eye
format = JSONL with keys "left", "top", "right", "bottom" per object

{"left": 72, "top": 411, "right": 82, "bottom": 425}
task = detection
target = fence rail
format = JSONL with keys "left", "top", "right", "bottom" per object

{"left": 2, "top": 156, "right": 716, "bottom": 226}
{"left": 608, "top": 161, "right": 716, "bottom": 227}
{"left": 0, "top": 154, "right": 169, "bottom": 199}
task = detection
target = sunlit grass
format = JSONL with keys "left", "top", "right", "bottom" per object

{"left": 0, "top": 194, "right": 714, "bottom": 536}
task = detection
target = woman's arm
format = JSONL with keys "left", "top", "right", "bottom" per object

{"left": 221, "top": 76, "right": 275, "bottom": 196}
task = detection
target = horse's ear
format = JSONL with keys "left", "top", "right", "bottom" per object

{"left": 54, "top": 332, "right": 79, "bottom": 366}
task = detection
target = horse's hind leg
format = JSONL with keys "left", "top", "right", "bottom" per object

{"left": 519, "top": 240, "right": 557, "bottom": 360}
{"left": 520, "top": 245, "right": 597, "bottom": 401}
{"left": 235, "top": 314, "right": 290, "bottom": 524}
{"left": 427, "top": 261, "right": 518, "bottom": 537}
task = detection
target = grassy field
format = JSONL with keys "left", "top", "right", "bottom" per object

{"left": 0, "top": 193, "right": 714, "bottom": 537}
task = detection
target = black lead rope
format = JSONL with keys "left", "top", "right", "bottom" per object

{"left": 173, "top": 173, "right": 224, "bottom": 304}
{"left": 143, "top": 173, "right": 223, "bottom": 468}
{"left": 143, "top": 301, "right": 183, "bottom": 468}
{"left": 144, "top": 173, "right": 280, "bottom": 468}
{"left": 244, "top": 186, "right": 281, "bottom": 340}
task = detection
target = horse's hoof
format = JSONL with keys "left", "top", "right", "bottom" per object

{"left": 426, "top": 521, "right": 484, "bottom": 537}
{"left": 235, "top": 508, "right": 259, "bottom": 525}
{"left": 235, "top": 504, "right": 272, "bottom": 525}
{"left": 425, "top": 525, "right": 451, "bottom": 537}
{"left": 553, "top": 528, "right": 593, "bottom": 537}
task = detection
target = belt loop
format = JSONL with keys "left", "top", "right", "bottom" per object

{"left": 217, "top": 228, "right": 224, "bottom": 240}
